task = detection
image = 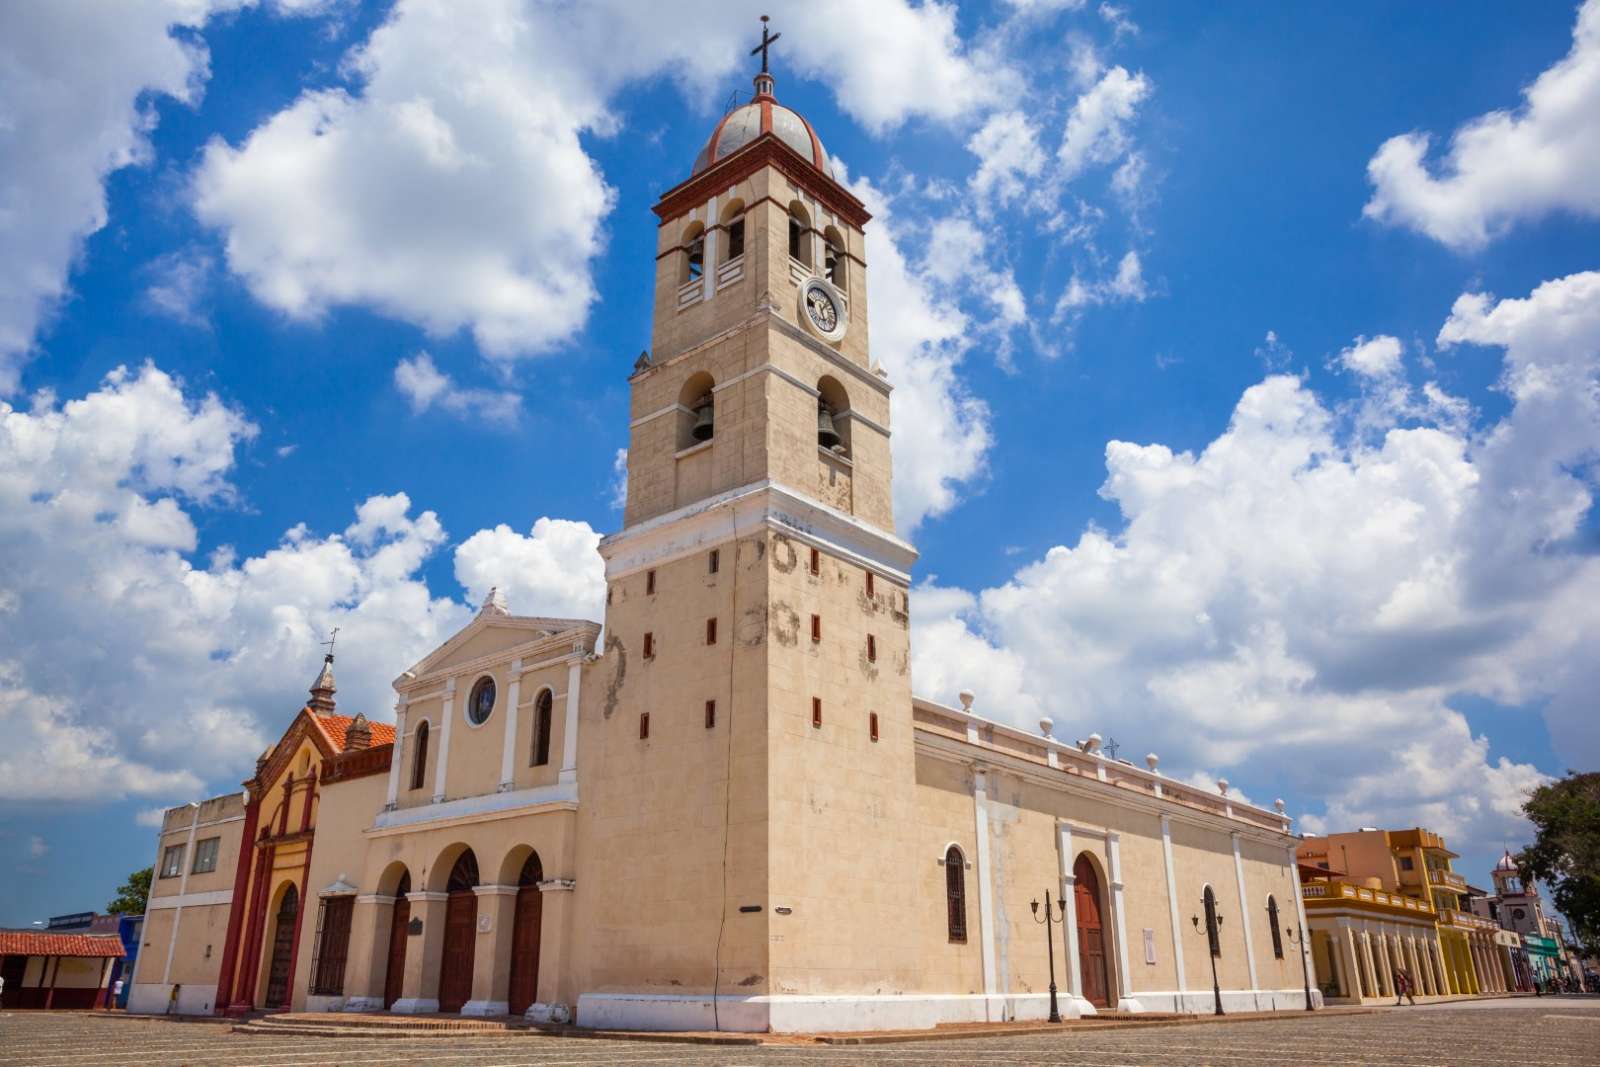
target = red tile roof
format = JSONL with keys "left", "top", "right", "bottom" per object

{"left": 314, "top": 713, "right": 396, "bottom": 751}
{"left": 0, "top": 931, "right": 125, "bottom": 958}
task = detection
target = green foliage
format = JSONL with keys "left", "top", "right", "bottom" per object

{"left": 1516, "top": 771, "right": 1600, "bottom": 956}
{"left": 106, "top": 866, "right": 152, "bottom": 916}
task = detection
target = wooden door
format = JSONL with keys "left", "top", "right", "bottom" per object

{"left": 507, "top": 885, "right": 543, "bottom": 1014}
{"left": 438, "top": 890, "right": 477, "bottom": 1013}
{"left": 0, "top": 955, "right": 24, "bottom": 1009}
{"left": 383, "top": 894, "right": 410, "bottom": 1009}
{"left": 265, "top": 884, "right": 298, "bottom": 1009}
{"left": 1074, "top": 855, "right": 1111, "bottom": 1008}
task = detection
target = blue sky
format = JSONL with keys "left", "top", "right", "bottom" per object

{"left": 1, "top": 0, "right": 1597, "bottom": 928}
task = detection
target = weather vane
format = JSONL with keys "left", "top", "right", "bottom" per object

{"left": 751, "top": 15, "right": 781, "bottom": 74}
{"left": 321, "top": 626, "right": 340, "bottom": 658}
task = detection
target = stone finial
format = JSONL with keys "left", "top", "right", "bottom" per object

{"left": 309, "top": 653, "right": 337, "bottom": 715}
{"left": 1085, "top": 732, "right": 1103, "bottom": 754}
{"left": 345, "top": 712, "right": 372, "bottom": 751}
{"left": 479, "top": 586, "right": 510, "bottom": 616}
{"left": 1038, "top": 716, "right": 1054, "bottom": 738}
{"left": 1274, "top": 798, "right": 1286, "bottom": 814}
{"left": 1145, "top": 752, "right": 1160, "bottom": 773}
{"left": 1217, "top": 777, "right": 1230, "bottom": 796}
{"left": 957, "top": 689, "right": 975, "bottom": 712}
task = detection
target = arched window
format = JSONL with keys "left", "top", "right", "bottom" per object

{"left": 1203, "top": 885, "right": 1221, "bottom": 957}
{"left": 945, "top": 846, "right": 967, "bottom": 943}
{"left": 788, "top": 202, "right": 811, "bottom": 266}
{"left": 681, "top": 222, "right": 705, "bottom": 283}
{"left": 447, "top": 850, "right": 479, "bottom": 892}
{"left": 816, "top": 375, "right": 851, "bottom": 457}
{"left": 823, "top": 226, "right": 846, "bottom": 287}
{"left": 677, "top": 370, "right": 715, "bottom": 449}
{"left": 721, "top": 199, "right": 746, "bottom": 263}
{"left": 1267, "top": 894, "right": 1284, "bottom": 959}
{"left": 410, "top": 720, "right": 429, "bottom": 791}
{"left": 531, "top": 689, "right": 553, "bottom": 767}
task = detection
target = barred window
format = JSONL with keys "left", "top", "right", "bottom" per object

{"left": 946, "top": 846, "right": 967, "bottom": 942}
{"left": 309, "top": 896, "right": 354, "bottom": 996}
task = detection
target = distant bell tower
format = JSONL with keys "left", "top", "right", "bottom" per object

{"left": 576, "top": 18, "right": 924, "bottom": 1030}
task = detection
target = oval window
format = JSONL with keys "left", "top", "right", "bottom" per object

{"left": 467, "top": 676, "right": 496, "bottom": 726}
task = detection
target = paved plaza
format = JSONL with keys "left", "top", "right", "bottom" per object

{"left": 2, "top": 998, "right": 1597, "bottom": 1067}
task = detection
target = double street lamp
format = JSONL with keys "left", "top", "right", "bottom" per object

{"left": 1190, "top": 898, "right": 1226, "bottom": 1016}
{"left": 1283, "top": 923, "right": 1315, "bottom": 1011}
{"left": 1030, "top": 891, "right": 1067, "bottom": 1024}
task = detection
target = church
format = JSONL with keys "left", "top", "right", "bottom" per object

{"left": 128, "top": 35, "right": 1318, "bottom": 1032}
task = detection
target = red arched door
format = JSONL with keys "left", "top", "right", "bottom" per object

{"left": 264, "top": 884, "right": 298, "bottom": 1009}
{"left": 383, "top": 872, "right": 411, "bottom": 1009}
{"left": 438, "top": 851, "right": 479, "bottom": 1013}
{"left": 1074, "top": 855, "right": 1111, "bottom": 1008}
{"left": 507, "top": 852, "right": 544, "bottom": 1015}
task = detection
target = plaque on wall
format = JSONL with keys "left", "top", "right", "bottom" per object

{"left": 408, "top": 917, "right": 423, "bottom": 936}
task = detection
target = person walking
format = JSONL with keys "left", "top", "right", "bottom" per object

{"left": 1394, "top": 967, "right": 1416, "bottom": 1006}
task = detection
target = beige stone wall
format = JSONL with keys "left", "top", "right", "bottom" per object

{"left": 165, "top": 904, "right": 232, "bottom": 986}
{"left": 291, "top": 771, "right": 386, "bottom": 1009}
{"left": 571, "top": 533, "right": 771, "bottom": 997}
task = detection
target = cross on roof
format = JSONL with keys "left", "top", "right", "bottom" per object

{"left": 751, "top": 15, "right": 781, "bottom": 74}
{"left": 321, "top": 626, "right": 340, "bottom": 658}
{"left": 1103, "top": 736, "right": 1121, "bottom": 760}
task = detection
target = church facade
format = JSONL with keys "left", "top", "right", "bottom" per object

{"left": 129, "top": 57, "right": 1319, "bottom": 1032}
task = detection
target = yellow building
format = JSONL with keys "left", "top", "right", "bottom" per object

{"left": 1298, "top": 828, "right": 1513, "bottom": 1001}
{"left": 134, "top": 37, "right": 1318, "bottom": 1032}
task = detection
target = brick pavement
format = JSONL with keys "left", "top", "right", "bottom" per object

{"left": 2, "top": 998, "right": 1596, "bottom": 1066}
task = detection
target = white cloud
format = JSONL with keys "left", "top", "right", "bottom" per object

{"left": 135, "top": 808, "right": 168, "bottom": 829}
{"left": 0, "top": 1, "right": 215, "bottom": 390}
{"left": 1055, "top": 249, "right": 1147, "bottom": 319}
{"left": 144, "top": 249, "right": 215, "bottom": 329}
{"left": 453, "top": 518, "right": 606, "bottom": 623}
{"left": 1338, "top": 334, "right": 1404, "bottom": 379}
{"left": 191, "top": 0, "right": 1012, "bottom": 364}
{"left": 1058, "top": 66, "right": 1152, "bottom": 180}
{"left": 911, "top": 272, "right": 1600, "bottom": 855}
{"left": 924, "top": 218, "right": 1027, "bottom": 326}
{"left": 1364, "top": 0, "right": 1600, "bottom": 250}
{"left": 852, "top": 178, "right": 992, "bottom": 531}
{"left": 394, "top": 352, "right": 520, "bottom": 424}
{"left": 609, "top": 448, "right": 628, "bottom": 511}
{"left": 967, "top": 111, "right": 1047, "bottom": 213}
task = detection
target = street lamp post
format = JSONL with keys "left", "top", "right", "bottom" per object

{"left": 1285, "top": 924, "right": 1315, "bottom": 1011}
{"left": 1191, "top": 908, "right": 1226, "bottom": 1016}
{"left": 1030, "top": 891, "right": 1066, "bottom": 1024}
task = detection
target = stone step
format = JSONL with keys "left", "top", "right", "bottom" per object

{"left": 241, "top": 1012, "right": 529, "bottom": 1034}
{"left": 232, "top": 1023, "right": 531, "bottom": 1039}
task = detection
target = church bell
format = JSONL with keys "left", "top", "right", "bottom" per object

{"left": 691, "top": 400, "right": 715, "bottom": 442}
{"left": 816, "top": 403, "right": 842, "bottom": 449}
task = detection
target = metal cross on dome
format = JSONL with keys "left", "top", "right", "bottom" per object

{"left": 751, "top": 15, "right": 781, "bottom": 74}
{"left": 321, "top": 626, "right": 340, "bottom": 657}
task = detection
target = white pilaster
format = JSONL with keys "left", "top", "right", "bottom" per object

{"left": 1230, "top": 832, "right": 1259, "bottom": 991}
{"left": 498, "top": 659, "right": 522, "bottom": 791}
{"left": 433, "top": 679, "right": 456, "bottom": 804}
{"left": 560, "top": 657, "right": 581, "bottom": 785}
{"left": 702, "top": 194, "right": 718, "bottom": 303}
{"left": 972, "top": 766, "right": 998, "bottom": 1011}
{"left": 1106, "top": 832, "right": 1135, "bottom": 1007}
{"left": 1161, "top": 815, "right": 1186, "bottom": 993}
{"left": 1287, "top": 843, "right": 1312, "bottom": 996}
{"left": 385, "top": 701, "right": 407, "bottom": 809}
{"left": 1057, "top": 824, "right": 1082, "bottom": 1001}
{"left": 160, "top": 808, "right": 202, "bottom": 985}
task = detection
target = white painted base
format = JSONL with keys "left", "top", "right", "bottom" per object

{"left": 524, "top": 1001, "right": 572, "bottom": 1024}
{"left": 577, "top": 992, "right": 1102, "bottom": 1033}
{"left": 126, "top": 982, "right": 218, "bottom": 1016}
{"left": 305, "top": 994, "right": 346, "bottom": 1013}
{"left": 461, "top": 999, "right": 509, "bottom": 1017}
{"left": 343, "top": 996, "right": 384, "bottom": 1012}
{"left": 388, "top": 997, "right": 441, "bottom": 1014}
{"left": 1131, "top": 988, "right": 1323, "bottom": 1013}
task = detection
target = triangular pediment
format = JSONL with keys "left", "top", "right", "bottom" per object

{"left": 397, "top": 612, "right": 599, "bottom": 688}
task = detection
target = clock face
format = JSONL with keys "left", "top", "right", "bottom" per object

{"left": 806, "top": 286, "right": 838, "bottom": 332}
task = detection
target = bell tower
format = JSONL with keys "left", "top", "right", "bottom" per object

{"left": 573, "top": 20, "right": 926, "bottom": 1032}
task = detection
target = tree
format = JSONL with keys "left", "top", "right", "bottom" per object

{"left": 106, "top": 867, "right": 152, "bottom": 916}
{"left": 1517, "top": 771, "right": 1600, "bottom": 957}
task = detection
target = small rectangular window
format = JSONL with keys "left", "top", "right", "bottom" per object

{"left": 865, "top": 572, "right": 875, "bottom": 597}
{"left": 869, "top": 712, "right": 879, "bottom": 742}
{"left": 639, "top": 712, "right": 650, "bottom": 740}
{"left": 706, "top": 618, "right": 718, "bottom": 645}
{"left": 160, "top": 844, "right": 184, "bottom": 879}
{"left": 646, "top": 569, "right": 656, "bottom": 595}
{"left": 191, "top": 836, "right": 220, "bottom": 874}
{"left": 705, "top": 700, "right": 716, "bottom": 729}
{"left": 643, "top": 632, "right": 655, "bottom": 659}
{"left": 811, "top": 614, "right": 821, "bottom": 642}
{"left": 1400, "top": 856, "right": 1414, "bottom": 871}
{"left": 866, "top": 634, "right": 876, "bottom": 662}
{"left": 809, "top": 547, "right": 820, "bottom": 575}
{"left": 709, "top": 549, "right": 720, "bottom": 574}
{"left": 812, "top": 697, "right": 822, "bottom": 729}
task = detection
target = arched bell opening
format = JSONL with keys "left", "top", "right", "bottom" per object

{"left": 680, "top": 221, "right": 705, "bottom": 284}
{"left": 677, "top": 370, "right": 716, "bottom": 449}
{"left": 816, "top": 375, "right": 851, "bottom": 458}
{"left": 823, "top": 225, "right": 846, "bottom": 288}
{"left": 720, "top": 199, "right": 746, "bottom": 263}
{"left": 788, "top": 201, "right": 812, "bottom": 266}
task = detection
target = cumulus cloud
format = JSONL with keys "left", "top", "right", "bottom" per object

{"left": 911, "top": 272, "right": 1600, "bottom": 853}
{"left": 454, "top": 518, "right": 606, "bottom": 622}
{"left": 1338, "top": 335, "right": 1404, "bottom": 379}
{"left": 1058, "top": 65, "right": 1152, "bottom": 180}
{"left": 1364, "top": 0, "right": 1600, "bottom": 250}
{"left": 967, "top": 111, "right": 1047, "bottom": 213}
{"left": 924, "top": 218, "right": 1027, "bottom": 326}
{"left": 1055, "top": 249, "right": 1147, "bottom": 320}
{"left": 394, "top": 352, "right": 521, "bottom": 424}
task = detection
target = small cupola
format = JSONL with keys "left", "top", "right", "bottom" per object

{"left": 308, "top": 653, "right": 337, "bottom": 715}
{"left": 344, "top": 712, "right": 372, "bottom": 750}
